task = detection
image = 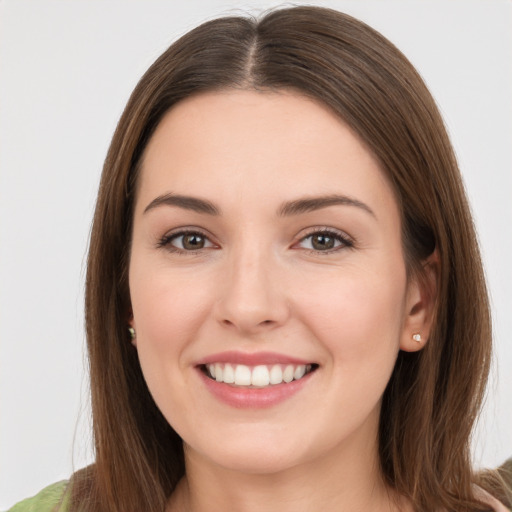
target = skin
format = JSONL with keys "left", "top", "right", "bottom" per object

{"left": 128, "top": 90, "right": 434, "bottom": 512}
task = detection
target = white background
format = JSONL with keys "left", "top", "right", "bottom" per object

{"left": 1, "top": 0, "right": 511, "bottom": 508}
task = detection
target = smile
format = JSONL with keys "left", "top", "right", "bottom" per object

{"left": 203, "top": 363, "right": 317, "bottom": 387}
{"left": 195, "top": 351, "right": 319, "bottom": 408}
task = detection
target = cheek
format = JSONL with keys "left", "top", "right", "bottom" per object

{"left": 295, "top": 262, "right": 407, "bottom": 367}
{"left": 128, "top": 262, "right": 217, "bottom": 404}
{"left": 128, "top": 266, "right": 215, "bottom": 425}
{"left": 296, "top": 266, "right": 407, "bottom": 431}
{"left": 130, "top": 265, "right": 211, "bottom": 343}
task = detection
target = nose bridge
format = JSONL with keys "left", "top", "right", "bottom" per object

{"left": 216, "top": 235, "right": 288, "bottom": 332}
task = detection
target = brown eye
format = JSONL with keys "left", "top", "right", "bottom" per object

{"left": 297, "top": 229, "right": 352, "bottom": 253}
{"left": 159, "top": 231, "right": 215, "bottom": 252}
{"left": 181, "top": 233, "right": 206, "bottom": 250}
{"left": 311, "top": 233, "right": 336, "bottom": 250}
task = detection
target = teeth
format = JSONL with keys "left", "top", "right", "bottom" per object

{"left": 251, "top": 365, "right": 270, "bottom": 387}
{"left": 215, "top": 363, "right": 223, "bottom": 382}
{"left": 223, "top": 363, "right": 235, "bottom": 383}
{"left": 234, "top": 364, "right": 252, "bottom": 385}
{"left": 205, "top": 363, "right": 314, "bottom": 387}
{"left": 269, "top": 364, "right": 283, "bottom": 384}
{"left": 283, "top": 365, "right": 294, "bottom": 383}
{"left": 294, "top": 365, "right": 306, "bottom": 380}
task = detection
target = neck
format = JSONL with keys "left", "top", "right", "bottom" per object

{"left": 167, "top": 418, "right": 410, "bottom": 512}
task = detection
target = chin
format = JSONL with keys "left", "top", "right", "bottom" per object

{"left": 182, "top": 424, "right": 325, "bottom": 476}
{"left": 204, "top": 445, "right": 304, "bottom": 475}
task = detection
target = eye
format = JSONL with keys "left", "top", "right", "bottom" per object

{"left": 296, "top": 229, "right": 353, "bottom": 253}
{"left": 158, "top": 230, "right": 215, "bottom": 253}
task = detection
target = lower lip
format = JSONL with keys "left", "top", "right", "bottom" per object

{"left": 197, "top": 368, "right": 314, "bottom": 408}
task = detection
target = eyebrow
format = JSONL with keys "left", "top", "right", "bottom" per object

{"left": 277, "top": 194, "right": 376, "bottom": 218}
{"left": 143, "top": 192, "right": 375, "bottom": 219}
{"left": 144, "top": 193, "right": 220, "bottom": 215}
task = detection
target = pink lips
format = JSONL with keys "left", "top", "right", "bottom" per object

{"left": 196, "top": 351, "right": 311, "bottom": 366}
{"left": 195, "top": 351, "right": 316, "bottom": 409}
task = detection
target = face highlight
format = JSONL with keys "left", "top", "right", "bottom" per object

{"left": 128, "top": 90, "right": 425, "bottom": 475}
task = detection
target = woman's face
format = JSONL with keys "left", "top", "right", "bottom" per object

{"left": 129, "top": 90, "right": 424, "bottom": 474}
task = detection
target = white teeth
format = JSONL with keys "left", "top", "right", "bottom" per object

{"left": 223, "top": 363, "right": 235, "bottom": 383}
{"left": 205, "top": 362, "right": 313, "bottom": 387}
{"left": 251, "top": 365, "right": 270, "bottom": 387}
{"left": 215, "top": 363, "right": 223, "bottom": 382}
{"left": 294, "top": 365, "right": 306, "bottom": 380}
{"left": 234, "top": 364, "right": 252, "bottom": 386}
{"left": 269, "top": 364, "right": 283, "bottom": 384}
{"left": 283, "top": 365, "right": 294, "bottom": 383}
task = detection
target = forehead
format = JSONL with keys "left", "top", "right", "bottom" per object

{"left": 136, "top": 89, "right": 397, "bottom": 218}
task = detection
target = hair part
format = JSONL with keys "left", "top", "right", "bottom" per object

{"left": 77, "top": 6, "right": 503, "bottom": 511}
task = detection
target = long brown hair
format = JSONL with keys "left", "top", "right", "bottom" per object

{"left": 76, "top": 6, "right": 506, "bottom": 511}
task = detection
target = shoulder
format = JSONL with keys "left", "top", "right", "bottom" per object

{"left": 7, "top": 480, "right": 71, "bottom": 512}
{"left": 474, "top": 485, "right": 511, "bottom": 512}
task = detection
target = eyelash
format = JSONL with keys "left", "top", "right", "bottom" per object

{"left": 157, "top": 229, "right": 212, "bottom": 255}
{"left": 157, "top": 227, "right": 354, "bottom": 255}
{"left": 296, "top": 228, "right": 354, "bottom": 255}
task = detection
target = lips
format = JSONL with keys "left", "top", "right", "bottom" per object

{"left": 195, "top": 351, "right": 318, "bottom": 408}
{"left": 197, "top": 351, "right": 313, "bottom": 366}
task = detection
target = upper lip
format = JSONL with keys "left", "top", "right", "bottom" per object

{"left": 195, "top": 351, "right": 314, "bottom": 366}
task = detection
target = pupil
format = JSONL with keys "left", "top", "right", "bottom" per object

{"left": 312, "top": 234, "right": 334, "bottom": 250}
{"left": 183, "top": 234, "right": 204, "bottom": 250}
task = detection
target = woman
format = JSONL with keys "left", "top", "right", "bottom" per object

{"left": 9, "top": 5, "right": 511, "bottom": 512}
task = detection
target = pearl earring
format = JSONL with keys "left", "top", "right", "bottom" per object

{"left": 128, "top": 327, "right": 136, "bottom": 340}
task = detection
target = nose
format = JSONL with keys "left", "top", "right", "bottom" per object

{"left": 214, "top": 247, "right": 290, "bottom": 335}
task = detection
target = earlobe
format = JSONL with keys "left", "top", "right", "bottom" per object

{"left": 128, "top": 311, "right": 137, "bottom": 347}
{"left": 400, "top": 250, "right": 439, "bottom": 353}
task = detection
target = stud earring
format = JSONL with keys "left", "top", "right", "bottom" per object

{"left": 412, "top": 333, "right": 422, "bottom": 343}
{"left": 128, "top": 327, "right": 136, "bottom": 340}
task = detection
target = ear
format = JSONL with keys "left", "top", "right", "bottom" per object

{"left": 400, "top": 250, "right": 439, "bottom": 352}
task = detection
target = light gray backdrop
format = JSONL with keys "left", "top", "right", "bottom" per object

{"left": 1, "top": 0, "right": 511, "bottom": 508}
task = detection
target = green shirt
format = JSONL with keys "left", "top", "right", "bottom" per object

{"left": 7, "top": 478, "right": 510, "bottom": 511}
{"left": 7, "top": 481, "right": 70, "bottom": 512}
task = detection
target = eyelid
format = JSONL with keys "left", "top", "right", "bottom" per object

{"left": 157, "top": 227, "right": 218, "bottom": 253}
{"left": 156, "top": 225, "right": 354, "bottom": 255}
{"left": 293, "top": 226, "right": 355, "bottom": 253}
